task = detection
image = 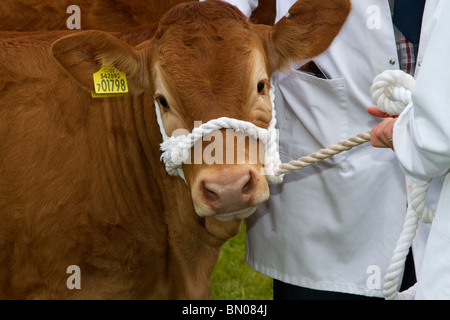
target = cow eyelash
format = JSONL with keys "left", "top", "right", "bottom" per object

{"left": 155, "top": 95, "right": 170, "bottom": 109}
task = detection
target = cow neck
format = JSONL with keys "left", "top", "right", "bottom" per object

{"left": 96, "top": 94, "right": 228, "bottom": 298}
{"left": 95, "top": 94, "right": 166, "bottom": 218}
{"left": 154, "top": 86, "right": 284, "bottom": 185}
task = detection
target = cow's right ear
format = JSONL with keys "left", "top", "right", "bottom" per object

{"left": 51, "top": 30, "right": 149, "bottom": 92}
{"left": 256, "top": 0, "right": 351, "bottom": 74}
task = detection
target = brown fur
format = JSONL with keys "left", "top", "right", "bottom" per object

{"left": 0, "top": 0, "right": 276, "bottom": 33}
{"left": 0, "top": 0, "right": 350, "bottom": 299}
{"left": 0, "top": 0, "right": 190, "bottom": 32}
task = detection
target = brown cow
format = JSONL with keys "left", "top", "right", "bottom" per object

{"left": 0, "top": 0, "right": 350, "bottom": 299}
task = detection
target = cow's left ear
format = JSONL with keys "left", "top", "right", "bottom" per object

{"left": 51, "top": 30, "right": 149, "bottom": 92}
{"left": 254, "top": 0, "right": 351, "bottom": 75}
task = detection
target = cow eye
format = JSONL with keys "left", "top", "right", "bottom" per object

{"left": 257, "top": 81, "right": 266, "bottom": 94}
{"left": 156, "top": 95, "right": 170, "bottom": 109}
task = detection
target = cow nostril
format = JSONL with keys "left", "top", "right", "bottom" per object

{"left": 241, "top": 173, "right": 253, "bottom": 195}
{"left": 200, "top": 170, "right": 256, "bottom": 212}
{"left": 202, "top": 182, "right": 220, "bottom": 202}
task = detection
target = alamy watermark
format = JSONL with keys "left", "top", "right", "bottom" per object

{"left": 66, "top": 265, "right": 81, "bottom": 290}
{"left": 366, "top": 265, "right": 382, "bottom": 290}
{"left": 65, "top": 4, "right": 385, "bottom": 31}
{"left": 366, "top": 5, "right": 381, "bottom": 30}
{"left": 66, "top": 5, "right": 81, "bottom": 30}
{"left": 170, "top": 124, "right": 268, "bottom": 166}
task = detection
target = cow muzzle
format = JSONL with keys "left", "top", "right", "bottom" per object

{"left": 190, "top": 165, "right": 269, "bottom": 221}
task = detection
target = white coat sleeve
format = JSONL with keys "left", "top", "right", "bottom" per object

{"left": 199, "top": 0, "right": 258, "bottom": 17}
{"left": 393, "top": 2, "right": 450, "bottom": 182}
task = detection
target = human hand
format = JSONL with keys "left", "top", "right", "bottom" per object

{"left": 367, "top": 106, "right": 399, "bottom": 118}
{"left": 368, "top": 107, "right": 397, "bottom": 149}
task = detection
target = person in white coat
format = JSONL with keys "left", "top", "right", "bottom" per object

{"left": 212, "top": 0, "right": 440, "bottom": 299}
{"left": 370, "top": 1, "right": 450, "bottom": 300}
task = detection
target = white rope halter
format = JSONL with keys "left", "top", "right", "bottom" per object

{"left": 154, "top": 86, "right": 284, "bottom": 185}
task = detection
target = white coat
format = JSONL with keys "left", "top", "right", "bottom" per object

{"left": 223, "top": 0, "right": 441, "bottom": 298}
{"left": 393, "top": 0, "right": 450, "bottom": 300}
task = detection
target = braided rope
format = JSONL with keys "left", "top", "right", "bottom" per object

{"left": 411, "top": 180, "right": 434, "bottom": 224}
{"left": 383, "top": 207, "right": 419, "bottom": 300}
{"left": 383, "top": 178, "right": 434, "bottom": 300}
{"left": 370, "top": 70, "right": 433, "bottom": 300}
{"left": 276, "top": 131, "right": 371, "bottom": 174}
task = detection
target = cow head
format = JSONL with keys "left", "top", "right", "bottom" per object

{"left": 51, "top": 0, "right": 351, "bottom": 221}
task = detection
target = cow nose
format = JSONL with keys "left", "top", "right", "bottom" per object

{"left": 201, "top": 170, "right": 255, "bottom": 213}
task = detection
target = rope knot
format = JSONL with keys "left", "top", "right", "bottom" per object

{"left": 370, "top": 69, "right": 415, "bottom": 115}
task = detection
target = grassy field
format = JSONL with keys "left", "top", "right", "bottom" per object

{"left": 211, "top": 223, "right": 273, "bottom": 300}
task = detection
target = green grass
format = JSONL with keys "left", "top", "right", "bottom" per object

{"left": 211, "top": 223, "right": 273, "bottom": 300}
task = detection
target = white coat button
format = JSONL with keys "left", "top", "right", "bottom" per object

{"left": 389, "top": 59, "right": 396, "bottom": 65}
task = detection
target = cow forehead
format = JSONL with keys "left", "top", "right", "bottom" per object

{"left": 155, "top": 0, "right": 250, "bottom": 40}
{"left": 155, "top": 5, "right": 255, "bottom": 83}
{"left": 151, "top": 2, "right": 266, "bottom": 121}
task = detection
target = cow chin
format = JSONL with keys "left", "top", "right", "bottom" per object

{"left": 188, "top": 165, "right": 270, "bottom": 221}
{"left": 212, "top": 206, "right": 258, "bottom": 222}
{"left": 198, "top": 205, "right": 258, "bottom": 222}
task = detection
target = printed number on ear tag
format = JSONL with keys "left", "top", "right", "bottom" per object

{"left": 91, "top": 63, "right": 129, "bottom": 98}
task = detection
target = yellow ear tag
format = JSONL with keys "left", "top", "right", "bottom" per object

{"left": 91, "top": 63, "right": 129, "bottom": 98}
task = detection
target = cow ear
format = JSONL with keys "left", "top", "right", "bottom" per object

{"left": 51, "top": 30, "right": 149, "bottom": 92}
{"left": 258, "top": 0, "right": 351, "bottom": 74}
